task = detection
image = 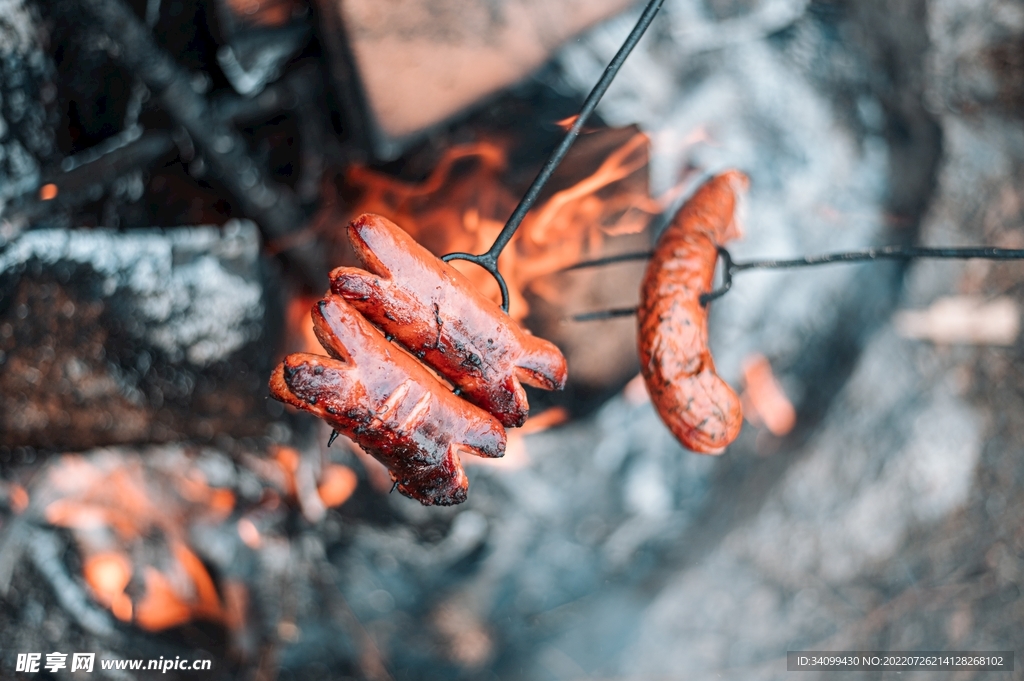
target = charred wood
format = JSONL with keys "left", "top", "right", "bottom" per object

{"left": 60, "top": 0, "right": 327, "bottom": 290}
{"left": 0, "top": 223, "right": 279, "bottom": 450}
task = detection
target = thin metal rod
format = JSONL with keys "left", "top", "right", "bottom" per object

{"left": 568, "top": 245, "right": 1024, "bottom": 321}
{"left": 735, "top": 245, "right": 1024, "bottom": 270}
{"left": 443, "top": 0, "right": 666, "bottom": 311}
{"left": 490, "top": 0, "right": 666, "bottom": 260}
{"left": 565, "top": 245, "right": 1024, "bottom": 274}
{"left": 703, "top": 245, "right": 1024, "bottom": 304}
{"left": 561, "top": 250, "right": 654, "bottom": 271}
{"left": 569, "top": 307, "right": 641, "bottom": 322}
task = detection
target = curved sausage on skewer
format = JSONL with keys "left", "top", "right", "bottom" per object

{"left": 637, "top": 170, "right": 748, "bottom": 454}
{"left": 269, "top": 295, "right": 506, "bottom": 506}
{"left": 330, "top": 213, "right": 567, "bottom": 428}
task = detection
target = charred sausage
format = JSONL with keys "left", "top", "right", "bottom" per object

{"left": 269, "top": 295, "right": 506, "bottom": 506}
{"left": 330, "top": 213, "right": 567, "bottom": 428}
{"left": 637, "top": 171, "right": 748, "bottom": 454}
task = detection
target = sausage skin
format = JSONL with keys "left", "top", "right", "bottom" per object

{"left": 269, "top": 295, "right": 506, "bottom": 506}
{"left": 330, "top": 213, "right": 567, "bottom": 428}
{"left": 637, "top": 171, "right": 748, "bottom": 454}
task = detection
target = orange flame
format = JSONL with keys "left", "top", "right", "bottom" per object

{"left": 134, "top": 567, "right": 194, "bottom": 631}
{"left": 8, "top": 484, "right": 29, "bottom": 514}
{"left": 555, "top": 115, "right": 580, "bottom": 130}
{"left": 132, "top": 541, "right": 224, "bottom": 632}
{"left": 285, "top": 294, "right": 322, "bottom": 356}
{"left": 83, "top": 552, "right": 132, "bottom": 613}
{"left": 317, "top": 464, "right": 358, "bottom": 507}
{"left": 37, "top": 452, "right": 233, "bottom": 631}
{"left": 741, "top": 354, "right": 797, "bottom": 436}
{"left": 326, "top": 128, "right": 661, "bottom": 319}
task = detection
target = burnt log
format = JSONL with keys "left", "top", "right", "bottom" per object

{"left": 0, "top": 221, "right": 281, "bottom": 450}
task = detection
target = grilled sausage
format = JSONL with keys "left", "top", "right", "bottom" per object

{"left": 330, "top": 213, "right": 567, "bottom": 428}
{"left": 269, "top": 295, "right": 506, "bottom": 506}
{"left": 637, "top": 171, "right": 748, "bottom": 454}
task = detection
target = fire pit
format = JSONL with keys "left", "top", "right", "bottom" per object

{"left": 2, "top": 0, "right": 1024, "bottom": 678}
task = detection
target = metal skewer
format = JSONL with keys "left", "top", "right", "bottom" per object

{"left": 441, "top": 0, "right": 667, "bottom": 312}
{"left": 566, "top": 245, "right": 1024, "bottom": 321}
{"left": 330, "top": 0, "right": 665, "bottom": 449}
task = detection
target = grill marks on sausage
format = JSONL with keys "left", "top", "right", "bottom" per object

{"left": 330, "top": 213, "right": 567, "bottom": 428}
{"left": 432, "top": 302, "right": 444, "bottom": 352}
{"left": 269, "top": 215, "right": 569, "bottom": 505}
{"left": 270, "top": 295, "right": 506, "bottom": 506}
{"left": 377, "top": 380, "right": 412, "bottom": 422}
{"left": 637, "top": 171, "right": 748, "bottom": 454}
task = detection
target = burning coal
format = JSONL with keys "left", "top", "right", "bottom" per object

{"left": 18, "top": 446, "right": 356, "bottom": 634}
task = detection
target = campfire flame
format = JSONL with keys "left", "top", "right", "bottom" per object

{"left": 274, "top": 126, "right": 666, "bottom": 487}
{"left": 31, "top": 447, "right": 355, "bottom": 632}
{"left": 38, "top": 452, "right": 229, "bottom": 631}
{"left": 328, "top": 128, "right": 660, "bottom": 320}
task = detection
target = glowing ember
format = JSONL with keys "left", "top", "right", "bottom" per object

{"left": 273, "top": 445, "right": 300, "bottom": 497}
{"left": 237, "top": 517, "right": 262, "bottom": 549}
{"left": 556, "top": 115, "right": 581, "bottom": 130}
{"left": 38, "top": 183, "right": 58, "bottom": 200}
{"left": 741, "top": 354, "right": 797, "bottom": 437}
{"left": 25, "top": 446, "right": 353, "bottom": 633}
{"left": 222, "top": 0, "right": 301, "bottom": 26}
{"left": 83, "top": 552, "right": 132, "bottom": 610}
{"left": 135, "top": 566, "right": 197, "bottom": 631}
{"left": 34, "top": 451, "right": 229, "bottom": 631}
{"left": 111, "top": 592, "right": 133, "bottom": 622}
{"left": 8, "top": 484, "right": 29, "bottom": 514}
{"left": 317, "top": 464, "right": 358, "bottom": 507}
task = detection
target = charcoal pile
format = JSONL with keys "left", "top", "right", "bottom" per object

{"left": 1, "top": 0, "right": 1022, "bottom": 679}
